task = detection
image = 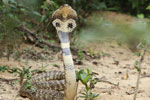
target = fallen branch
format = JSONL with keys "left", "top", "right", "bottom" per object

{"left": 16, "top": 25, "right": 91, "bottom": 58}
{"left": 126, "top": 90, "right": 144, "bottom": 95}
{"left": 141, "top": 74, "right": 150, "bottom": 78}
{"left": 95, "top": 78, "right": 119, "bottom": 86}
{"left": 16, "top": 25, "right": 61, "bottom": 50}
{"left": 0, "top": 77, "right": 19, "bottom": 82}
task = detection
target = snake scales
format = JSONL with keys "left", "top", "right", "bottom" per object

{"left": 20, "top": 71, "right": 65, "bottom": 100}
{"left": 20, "top": 4, "right": 78, "bottom": 100}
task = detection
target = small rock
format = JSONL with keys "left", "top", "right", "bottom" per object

{"left": 92, "top": 61, "right": 98, "bottom": 65}
{"left": 113, "top": 60, "right": 119, "bottom": 65}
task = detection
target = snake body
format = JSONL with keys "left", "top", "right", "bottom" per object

{"left": 20, "top": 71, "right": 65, "bottom": 100}
{"left": 20, "top": 4, "right": 78, "bottom": 100}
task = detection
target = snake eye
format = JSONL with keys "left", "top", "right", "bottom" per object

{"left": 68, "top": 23, "right": 73, "bottom": 28}
{"left": 56, "top": 22, "right": 60, "bottom": 27}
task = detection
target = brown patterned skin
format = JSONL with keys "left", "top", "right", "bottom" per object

{"left": 20, "top": 4, "right": 77, "bottom": 100}
{"left": 20, "top": 87, "right": 64, "bottom": 100}
{"left": 20, "top": 71, "right": 65, "bottom": 100}
{"left": 32, "top": 71, "right": 65, "bottom": 91}
{"left": 52, "top": 4, "right": 78, "bottom": 100}
{"left": 32, "top": 71, "right": 65, "bottom": 82}
{"left": 52, "top": 4, "right": 77, "bottom": 21}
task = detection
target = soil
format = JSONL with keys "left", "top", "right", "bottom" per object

{"left": 0, "top": 42, "right": 150, "bottom": 100}
{"left": 0, "top": 11, "right": 150, "bottom": 100}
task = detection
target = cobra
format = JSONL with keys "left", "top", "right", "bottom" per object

{"left": 20, "top": 4, "right": 77, "bottom": 100}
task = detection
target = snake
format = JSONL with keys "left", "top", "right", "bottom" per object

{"left": 20, "top": 4, "right": 78, "bottom": 100}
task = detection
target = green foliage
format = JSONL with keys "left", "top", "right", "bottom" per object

{"left": 0, "top": 65, "right": 35, "bottom": 89}
{"left": 76, "top": 68, "right": 99, "bottom": 100}
{"left": 137, "top": 14, "right": 145, "bottom": 19}
{"left": 105, "top": 0, "right": 150, "bottom": 17}
{"left": 0, "top": 0, "right": 150, "bottom": 59}
{"left": 135, "top": 60, "right": 141, "bottom": 72}
{"left": 146, "top": 5, "right": 150, "bottom": 10}
{"left": 87, "top": 49, "right": 102, "bottom": 58}
{"left": 5, "top": 66, "right": 32, "bottom": 85}
{"left": 9, "top": 66, "right": 36, "bottom": 90}
{"left": 77, "top": 50, "right": 84, "bottom": 61}
{"left": 134, "top": 40, "right": 147, "bottom": 72}
{"left": 135, "top": 51, "right": 141, "bottom": 57}
{"left": 0, "top": 0, "right": 24, "bottom": 57}
{"left": 133, "top": 40, "right": 147, "bottom": 100}
{"left": 0, "top": 65, "right": 9, "bottom": 72}
{"left": 137, "top": 40, "right": 147, "bottom": 50}
{"left": 80, "top": 89, "right": 99, "bottom": 100}
{"left": 0, "top": 0, "right": 57, "bottom": 57}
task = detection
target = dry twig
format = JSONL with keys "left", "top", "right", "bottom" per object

{"left": 133, "top": 43, "right": 147, "bottom": 100}
{"left": 16, "top": 25, "right": 97, "bottom": 59}
{"left": 0, "top": 78, "right": 18, "bottom": 83}
{"left": 95, "top": 78, "right": 119, "bottom": 86}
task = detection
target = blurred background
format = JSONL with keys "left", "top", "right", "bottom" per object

{"left": 0, "top": 0, "right": 150, "bottom": 53}
{"left": 1, "top": 1, "right": 150, "bottom": 100}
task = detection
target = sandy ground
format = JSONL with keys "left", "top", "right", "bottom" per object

{"left": 0, "top": 42, "right": 150, "bottom": 100}
{"left": 0, "top": 12, "right": 150, "bottom": 100}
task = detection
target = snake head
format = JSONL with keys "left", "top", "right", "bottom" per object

{"left": 52, "top": 4, "right": 77, "bottom": 33}
{"left": 52, "top": 4, "right": 77, "bottom": 43}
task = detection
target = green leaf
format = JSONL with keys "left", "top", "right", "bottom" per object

{"left": 40, "top": 15, "right": 46, "bottom": 22}
{"left": 92, "top": 80, "right": 97, "bottom": 84}
{"left": 0, "top": 66, "right": 8, "bottom": 72}
{"left": 32, "top": 11, "right": 41, "bottom": 17}
{"left": 14, "top": 72, "right": 17, "bottom": 76}
{"left": 135, "top": 52, "right": 141, "bottom": 57}
{"left": 137, "top": 14, "right": 144, "bottom": 19}
{"left": 146, "top": 5, "right": 150, "bottom": 10}
{"left": 84, "top": 75, "right": 91, "bottom": 83}
{"left": 25, "top": 82, "right": 32, "bottom": 89}
{"left": 2, "top": 0, "right": 9, "bottom": 5}
{"left": 88, "top": 92, "right": 99, "bottom": 99}
{"left": 8, "top": 70, "right": 13, "bottom": 73}
{"left": 87, "top": 68, "right": 91, "bottom": 75}
{"left": 79, "top": 96, "right": 86, "bottom": 98}
{"left": 9, "top": 0, "right": 17, "bottom": 4}
{"left": 80, "top": 73, "right": 88, "bottom": 81}
{"left": 80, "top": 92, "right": 87, "bottom": 95}
{"left": 79, "top": 69, "right": 84, "bottom": 74}
{"left": 135, "top": 66, "right": 141, "bottom": 72}
{"left": 12, "top": 68, "right": 18, "bottom": 72}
